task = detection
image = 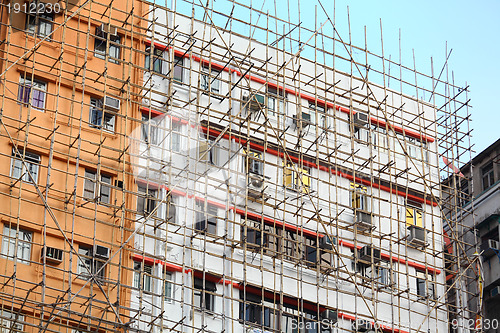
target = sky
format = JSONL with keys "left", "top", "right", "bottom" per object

{"left": 158, "top": 0, "right": 500, "bottom": 159}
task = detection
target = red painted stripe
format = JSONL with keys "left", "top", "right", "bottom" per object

{"left": 144, "top": 40, "right": 170, "bottom": 52}
{"left": 235, "top": 208, "right": 319, "bottom": 239}
{"left": 339, "top": 240, "right": 441, "bottom": 275}
{"left": 131, "top": 254, "right": 186, "bottom": 273}
{"left": 201, "top": 126, "right": 437, "bottom": 207}
{"left": 143, "top": 44, "right": 435, "bottom": 143}
{"left": 140, "top": 106, "right": 164, "bottom": 117}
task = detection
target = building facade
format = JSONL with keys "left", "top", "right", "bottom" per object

{"left": 0, "top": 0, "right": 473, "bottom": 332}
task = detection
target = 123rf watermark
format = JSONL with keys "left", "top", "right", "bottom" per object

{"left": 451, "top": 318, "right": 499, "bottom": 330}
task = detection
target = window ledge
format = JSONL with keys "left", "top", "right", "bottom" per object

{"left": 26, "top": 34, "right": 59, "bottom": 50}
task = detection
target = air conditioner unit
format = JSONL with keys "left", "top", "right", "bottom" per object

{"left": 491, "top": 286, "right": 500, "bottom": 298}
{"left": 320, "top": 309, "right": 338, "bottom": 324}
{"left": 293, "top": 112, "right": 312, "bottom": 128}
{"left": 103, "top": 96, "right": 120, "bottom": 111}
{"left": 100, "top": 23, "right": 118, "bottom": 36}
{"left": 243, "top": 94, "right": 265, "bottom": 112}
{"left": 407, "top": 225, "right": 427, "bottom": 247}
{"left": 481, "top": 239, "right": 497, "bottom": 258}
{"left": 319, "top": 235, "right": 335, "bottom": 250}
{"left": 358, "top": 245, "right": 381, "bottom": 264}
{"left": 355, "top": 210, "right": 373, "bottom": 231}
{"left": 41, "top": 246, "right": 63, "bottom": 264}
{"left": 94, "top": 245, "right": 109, "bottom": 259}
{"left": 489, "top": 239, "right": 500, "bottom": 250}
{"left": 353, "top": 112, "right": 369, "bottom": 126}
{"left": 247, "top": 175, "right": 264, "bottom": 198}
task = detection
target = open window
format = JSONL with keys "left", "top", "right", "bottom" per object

{"left": 137, "top": 185, "right": 158, "bottom": 216}
{"left": 83, "top": 169, "right": 111, "bottom": 204}
{"left": 145, "top": 46, "right": 164, "bottom": 74}
{"left": 405, "top": 203, "right": 423, "bottom": 228}
{"left": 283, "top": 161, "right": 311, "bottom": 194}
{"left": 10, "top": 148, "right": 40, "bottom": 184}
{"left": 193, "top": 277, "right": 216, "bottom": 311}
{"left": 133, "top": 261, "right": 153, "bottom": 292}
{"left": 89, "top": 97, "right": 118, "bottom": 132}
{"left": 195, "top": 201, "right": 218, "bottom": 235}
{"left": 18, "top": 76, "right": 47, "bottom": 110}
{"left": 94, "top": 24, "right": 121, "bottom": 64}
{"left": 26, "top": 3, "right": 54, "bottom": 38}
{"left": 201, "top": 64, "right": 221, "bottom": 94}
{"left": 350, "top": 182, "right": 368, "bottom": 210}
{"left": 77, "top": 245, "right": 108, "bottom": 281}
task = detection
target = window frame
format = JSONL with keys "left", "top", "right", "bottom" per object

{"left": 1, "top": 225, "right": 32, "bottom": 264}
{"left": 83, "top": 169, "right": 112, "bottom": 204}
{"left": 77, "top": 245, "right": 107, "bottom": 281}
{"left": 170, "top": 120, "right": 182, "bottom": 153}
{"left": 173, "top": 55, "right": 184, "bottom": 83}
{"left": 405, "top": 204, "right": 423, "bottom": 228}
{"left": 0, "top": 309, "right": 24, "bottom": 332}
{"left": 25, "top": 4, "right": 54, "bottom": 38}
{"left": 89, "top": 98, "right": 116, "bottom": 132}
{"left": 350, "top": 182, "right": 368, "bottom": 210}
{"left": 133, "top": 261, "right": 154, "bottom": 293}
{"left": 193, "top": 277, "right": 217, "bottom": 312}
{"left": 137, "top": 185, "right": 158, "bottom": 216}
{"left": 416, "top": 271, "right": 435, "bottom": 299}
{"left": 195, "top": 201, "right": 218, "bottom": 235}
{"left": 141, "top": 113, "right": 161, "bottom": 145}
{"left": 283, "top": 161, "right": 311, "bottom": 194}
{"left": 245, "top": 150, "right": 264, "bottom": 176}
{"left": 10, "top": 149, "right": 40, "bottom": 184}
{"left": 18, "top": 76, "right": 47, "bottom": 111}
{"left": 201, "top": 64, "right": 221, "bottom": 94}
{"left": 94, "top": 26, "right": 121, "bottom": 64}
{"left": 164, "top": 271, "right": 174, "bottom": 302}
{"left": 481, "top": 161, "right": 495, "bottom": 191}
{"left": 145, "top": 46, "right": 164, "bottom": 74}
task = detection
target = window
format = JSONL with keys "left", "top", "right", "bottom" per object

{"left": 193, "top": 277, "right": 216, "bottom": 311}
{"left": 137, "top": 185, "right": 158, "bottom": 215}
{"left": 170, "top": 121, "right": 182, "bottom": 152}
{"left": 406, "top": 204, "right": 423, "bottom": 227}
{"left": 309, "top": 103, "right": 326, "bottom": 129}
{"left": 133, "top": 261, "right": 153, "bottom": 292}
{"left": 283, "top": 230, "right": 302, "bottom": 262}
{"left": 350, "top": 182, "right": 368, "bottom": 210}
{"left": 303, "top": 236, "right": 331, "bottom": 268}
{"left": 283, "top": 161, "right": 311, "bottom": 194}
{"left": 482, "top": 162, "right": 495, "bottom": 191}
{"left": 26, "top": 5, "right": 53, "bottom": 38}
{"left": 198, "top": 137, "right": 218, "bottom": 165}
{"left": 245, "top": 150, "right": 263, "bottom": 176}
{"left": 77, "top": 246, "right": 107, "bottom": 281}
{"left": 10, "top": 149, "right": 40, "bottom": 184}
{"left": 18, "top": 76, "right": 46, "bottom": 110}
{"left": 141, "top": 113, "right": 160, "bottom": 145}
{"left": 0, "top": 309, "right": 24, "bottom": 332}
{"left": 94, "top": 26, "right": 121, "bottom": 63}
{"left": 173, "top": 55, "right": 184, "bottom": 83}
{"left": 459, "top": 179, "right": 469, "bottom": 207}
{"left": 201, "top": 64, "right": 221, "bottom": 94}
{"left": 164, "top": 271, "right": 173, "bottom": 301}
{"left": 145, "top": 46, "right": 163, "bottom": 74}
{"left": 165, "top": 194, "right": 176, "bottom": 224}
{"left": 195, "top": 202, "right": 218, "bottom": 235}
{"left": 416, "top": 271, "right": 435, "bottom": 299}
{"left": 83, "top": 170, "right": 111, "bottom": 204}
{"left": 266, "top": 86, "right": 285, "bottom": 119}
{"left": 239, "top": 292, "right": 278, "bottom": 330}
{"left": 89, "top": 98, "right": 116, "bottom": 132}
{"left": 1, "top": 226, "right": 32, "bottom": 264}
